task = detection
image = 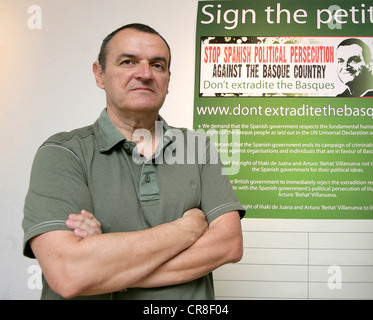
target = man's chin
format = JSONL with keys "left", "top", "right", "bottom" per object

{"left": 340, "top": 75, "right": 355, "bottom": 85}
{"left": 130, "top": 103, "right": 162, "bottom": 114}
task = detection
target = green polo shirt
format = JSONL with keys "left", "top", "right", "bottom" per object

{"left": 23, "top": 109, "right": 245, "bottom": 300}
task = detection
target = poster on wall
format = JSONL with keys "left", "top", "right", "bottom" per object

{"left": 194, "top": 0, "right": 373, "bottom": 219}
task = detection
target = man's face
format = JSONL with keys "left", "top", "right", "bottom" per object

{"left": 337, "top": 44, "right": 367, "bottom": 85}
{"left": 94, "top": 28, "right": 171, "bottom": 115}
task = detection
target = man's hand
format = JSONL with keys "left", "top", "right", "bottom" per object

{"left": 177, "top": 208, "right": 208, "bottom": 241}
{"left": 65, "top": 210, "right": 102, "bottom": 238}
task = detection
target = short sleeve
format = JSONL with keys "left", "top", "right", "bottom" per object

{"left": 22, "top": 144, "right": 93, "bottom": 258}
{"left": 199, "top": 139, "right": 245, "bottom": 223}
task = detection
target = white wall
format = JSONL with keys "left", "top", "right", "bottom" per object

{"left": 0, "top": 0, "right": 199, "bottom": 299}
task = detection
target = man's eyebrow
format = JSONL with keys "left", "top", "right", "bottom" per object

{"left": 115, "top": 53, "right": 136, "bottom": 63}
{"left": 115, "top": 53, "right": 168, "bottom": 66}
{"left": 152, "top": 56, "right": 168, "bottom": 64}
{"left": 349, "top": 55, "right": 362, "bottom": 60}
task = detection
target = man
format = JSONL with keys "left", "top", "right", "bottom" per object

{"left": 336, "top": 38, "right": 373, "bottom": 97}
{"left": 22, "top": 23, "right": 245, "bottom": 300}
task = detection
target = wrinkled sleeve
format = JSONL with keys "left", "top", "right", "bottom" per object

{"left": 22, "top": 143, "right": 93, "bottom": 258}
{"left": 199, "top": 137, "right": 245, "bottom": 224}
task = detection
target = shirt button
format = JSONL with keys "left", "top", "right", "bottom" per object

{"left": 123, "top": 142, "right": 131, "bottom": 151}
{"left": 145, "top": 175, "right": 151, "bottom": 183}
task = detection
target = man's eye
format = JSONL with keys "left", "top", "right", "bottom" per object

{"left": 121, "top": 59, "right": 135, "bottom": 66}
{"left": 347, "top": 56, "right": 362, "bottom": 64}
{"left": 152, "top": 63, "right": 165, "bottom": 70}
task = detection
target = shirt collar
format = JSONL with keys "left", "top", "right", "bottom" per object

{"left": 94, "top": 108, "right": 173, "bottom": 153}
{"left": 94, "top": 109, "right": 126, "bottom": 152}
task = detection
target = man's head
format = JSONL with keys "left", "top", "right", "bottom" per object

{"left": 98, "top": 23, "right": 171, "bottom": 73}
{"left": 93, "top": 23, "right": 171, "bottom": 117}
{"left": 337, "top": 38, "right": 372, "bottom": 86}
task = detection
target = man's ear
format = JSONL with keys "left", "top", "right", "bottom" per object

{"left": 367, "top": 62, "right": 373, "bottom": 74}
{"left": 166, "top": 71, "right": 171, "bottom": 95}
{"left": 93, "top": 62, "right": 105, "bottom": 89}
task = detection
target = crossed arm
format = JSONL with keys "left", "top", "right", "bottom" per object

{"left": 30, "top": 208, "right": 243, "bottom": 298}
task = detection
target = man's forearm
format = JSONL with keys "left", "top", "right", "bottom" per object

{"left": 130, "top": 211, "right": 243, "bottom": 289}
{"left": 31, "top": 209, "right": 207, "bottom": 298}
{"left": 75, "top": 224, "right": 197, "bottom": 295}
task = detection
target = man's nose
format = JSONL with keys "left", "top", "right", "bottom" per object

{"left": 135, "top": 62, "right": 153, "bottom": 80}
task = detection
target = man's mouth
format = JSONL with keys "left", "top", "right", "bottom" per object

{"left": 131, "top": 87, "right": 155, "bottom": 93}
